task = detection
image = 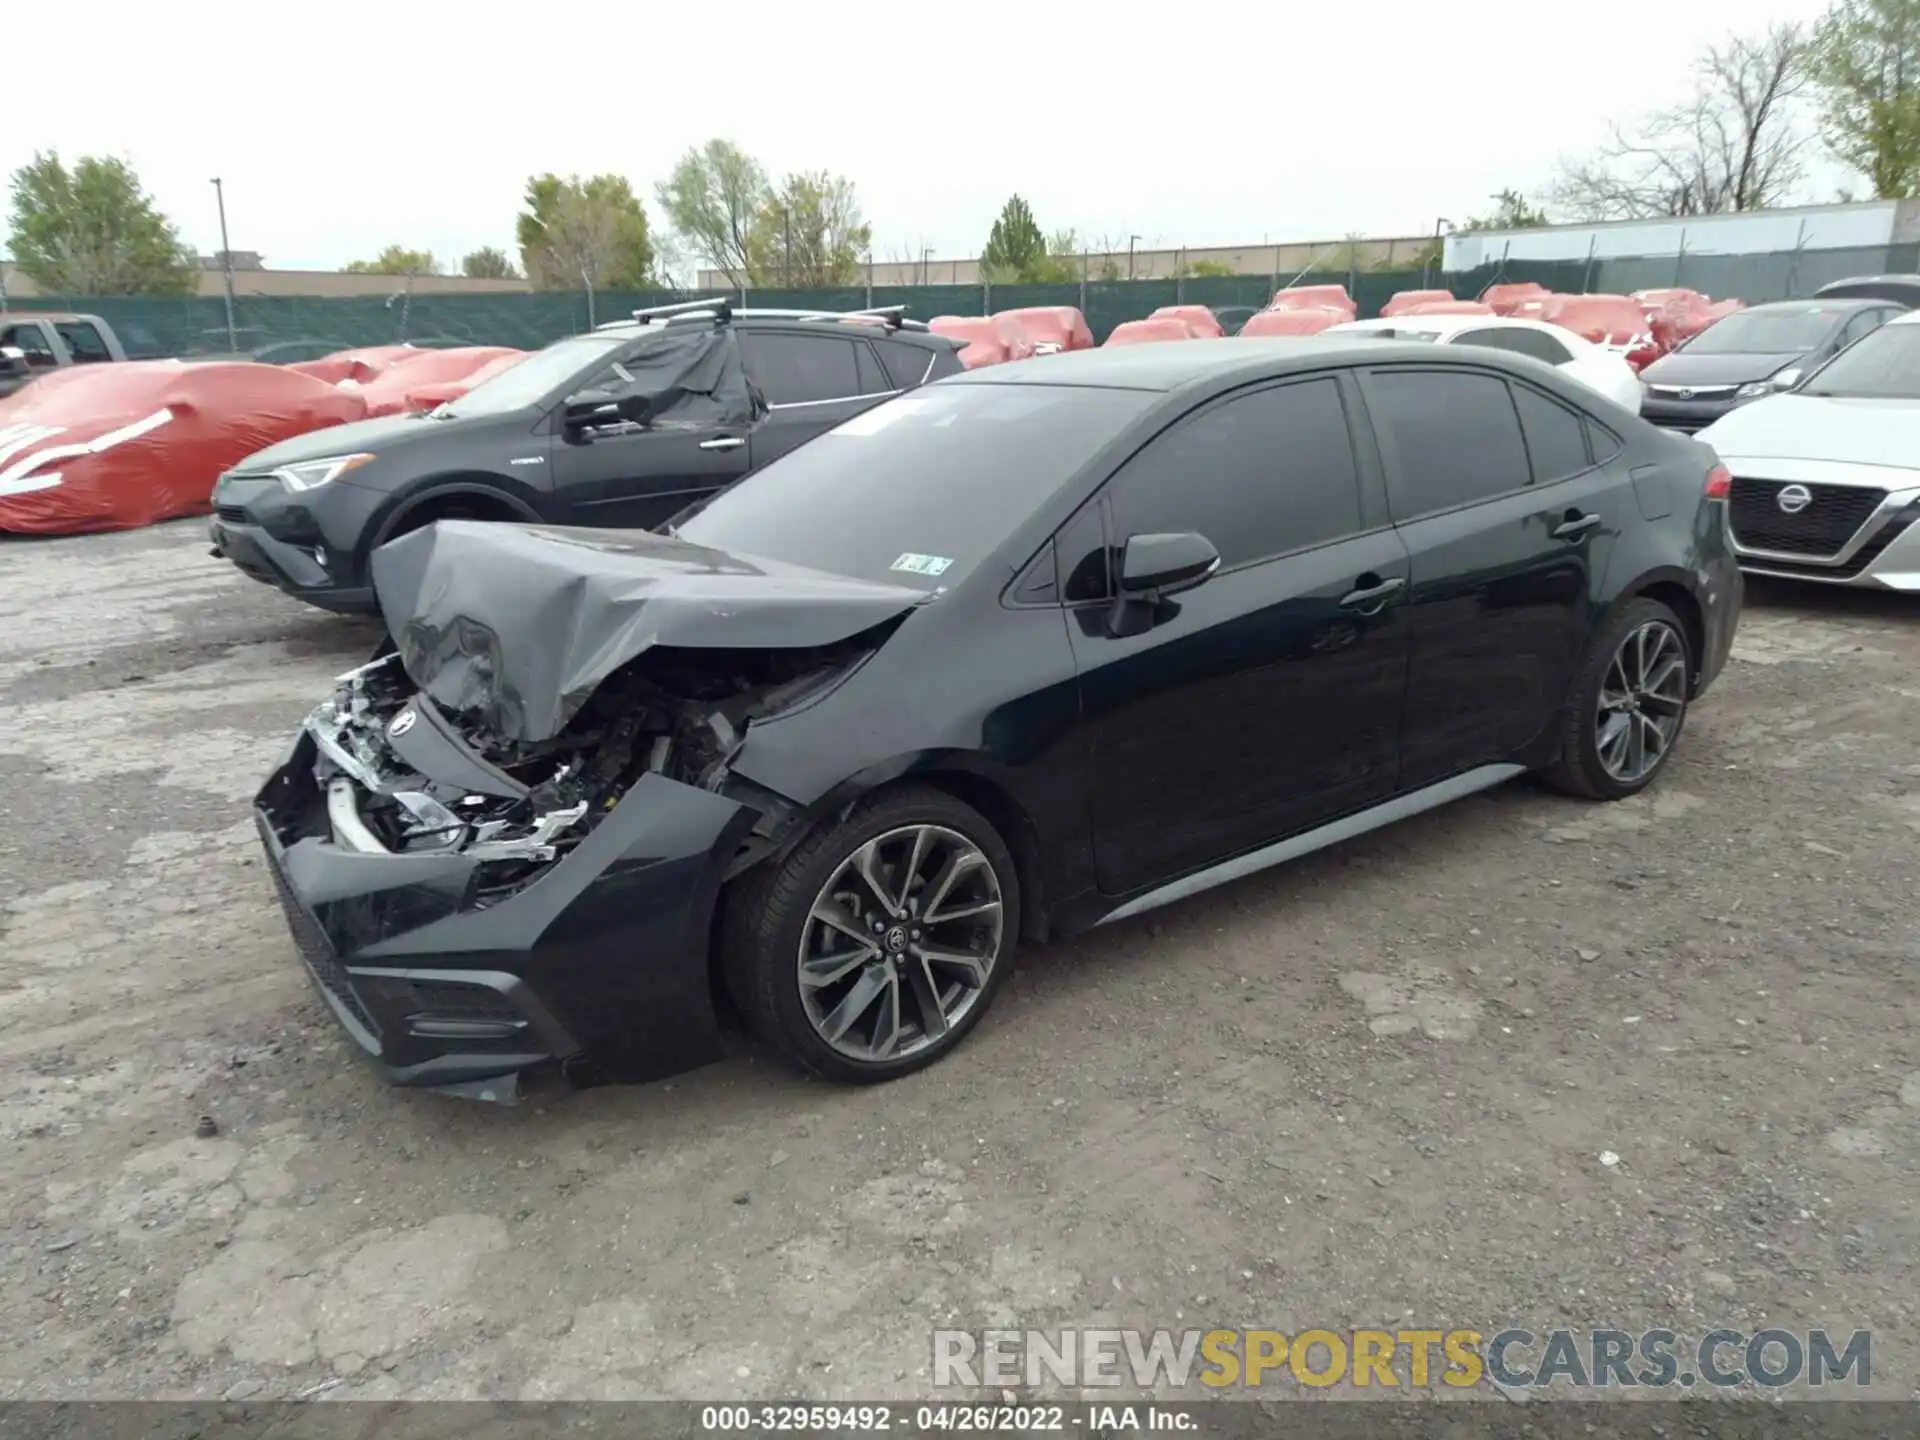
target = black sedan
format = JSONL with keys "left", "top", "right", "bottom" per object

{"left": 253, "top": 338, "right": 1742, "bottom": 1098}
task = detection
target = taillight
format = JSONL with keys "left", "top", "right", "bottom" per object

{"left": 1705, "top": 464, "right": 1731, "bottom": 500}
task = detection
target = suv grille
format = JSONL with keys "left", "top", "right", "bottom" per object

{"left": 214, "top": 503, "right": 250, "bottom": 524}
{"left": 1728, "top": 478, "right": 1885, "bottom": 557}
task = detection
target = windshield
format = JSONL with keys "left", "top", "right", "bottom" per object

{"left": 1682, "top": 307, "right": 1843, "bottom": 355}
{"left": 675, "top": 383, "right": 1155, "bottom": 587}
{"left": 1799, "top": 322, "right": 1920, "bottom": 398}
{"left": 439, "top": 334, "right": 626, "bottom": 418}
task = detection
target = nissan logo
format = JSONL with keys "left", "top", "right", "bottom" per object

{"left": 1776, "top": 484, "right": 1814, "bottom": 515}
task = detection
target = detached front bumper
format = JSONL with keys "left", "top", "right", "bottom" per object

{"left": 254, "top": 730, "right": 760, "bottom": 1093}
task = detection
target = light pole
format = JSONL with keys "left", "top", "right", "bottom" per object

{"left": 920, "top": 247, "right": 933, "bottom": 288}
{"left": 210, "top": 178, "right": 237, "bottom": 351}
{"left": 1427, "top": 216, "right": 1451, "bottom": 289}
{"left": 1127, "top": 234, "right": 1141, "bottom": 281}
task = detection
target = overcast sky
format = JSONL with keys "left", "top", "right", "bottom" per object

{"left": 5, "top": 0, "right": 1850, "bottom": 274}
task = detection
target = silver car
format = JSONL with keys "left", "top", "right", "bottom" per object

{"left": 1698, "top": 311, "right": 1920, "bottom": 591}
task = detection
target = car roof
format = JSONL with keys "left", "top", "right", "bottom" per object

{"left": 945, "top": 336, "right": 1520, "bottom": 392}
{"left": 0, "top": 311, "right": 102, "bottom": 324}
{"left": 592, "top": 313, "right": 956, "bottom": 348}
{"left": 1741, "top": 297, "right": 1882, "bottom": 315}
{"left": 1330, "top": 315, "right": 1564, "bottom": 339}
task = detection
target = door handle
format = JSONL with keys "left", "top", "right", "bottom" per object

{"left": 699, "top": 436, "right": 745, "bottom": 452}
{"left": 1338, "top": 576, "right": 1405, "bottom": 612}
{"left": 1552, "top": 511, "right": 1602, "bottom": 540}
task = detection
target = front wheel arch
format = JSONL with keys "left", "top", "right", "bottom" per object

{"left": 366, "top": 481, "right": 541, "bottom": 557}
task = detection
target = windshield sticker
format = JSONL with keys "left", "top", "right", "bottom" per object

{"left": 890, "top": 552, "right": 953, "bottom": 577}
{"left": 836, "top": 397, "right": 930, "bottom": 436}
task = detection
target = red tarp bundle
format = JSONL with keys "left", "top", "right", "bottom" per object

{"left": 402, "top": 351, "right": 531, "bottom": 409}
{"left": 1148, "top": 305, "right": 1225, "bottom": 338}
{"left": 929, "top": 315, "right": 1038, "bottom": 368}
{"left": 0, "top": 361, "right": 366, "bottom": 535}
{"left": 288, "top": 344, "right": 435, "bottom": 387}
{"left": 1267, "top": 285, "right": 1357, "bottom": 318}
{"left": 1239, "top": 307, "right": 1348, "bottom": 336}
{"left": 1482, "top": 282, "right": 1551, "bottom": 315}
{"left": 1104, "top": 317, "right": 1203, "bottom": 346}
{"left": 353, "top": 347, "right": 524, "bottom": 417}
{"left": 1381, "top": 289, "right": 1455, "bottom": 317}
{"left": 993, "top": 306, "right": 1095, "bottom": 352}
{"left": 1541, "top": 294, "right": 1656, "bottom": 346}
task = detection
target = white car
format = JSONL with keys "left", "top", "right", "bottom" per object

{"left": 1322, "top": 315, "right": 1644, "bottom": 413}
{"left": 1696, "top": 311, "right": 1920, "bottom": 591}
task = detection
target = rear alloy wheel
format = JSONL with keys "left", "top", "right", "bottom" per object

{"left": 722, "top": 787, "right": 1019, "bottom": 1082}
{"left": 1542, "top": 597, "right": 1692, "bottom": 800}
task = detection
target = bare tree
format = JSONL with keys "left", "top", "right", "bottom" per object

{"left": 1551, "top": 25, "right": 1811, "bottom": 219}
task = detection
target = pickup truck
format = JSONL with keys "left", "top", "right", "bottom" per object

{"left": 0, "top": 312, "right": 129, "bottom": 398}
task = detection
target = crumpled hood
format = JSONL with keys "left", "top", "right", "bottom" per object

{"left": 1698, "top": 394, "right": 1920, "bottom": 467}
{"left": 370, "top": 520, "right": 928, "bottom": 742}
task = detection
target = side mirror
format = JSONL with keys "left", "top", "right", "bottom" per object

{"left": 1770, "top": 367, "right": 1803, "bottom": 392}
{"left": 562, "top": 389, "right": 648, "bottom": 432}
{"left": 0, "top": 346, "right": 26, "bottom": 377}
{"left": 1117, "top": 531, "right": 1220, "bottom": 597}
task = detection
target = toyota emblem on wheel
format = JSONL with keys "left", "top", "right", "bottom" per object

{"left": 388, "top": 707, "right": 417, "bottom": 738}
{"left": 1776, "top": 484, "right": 1814, "bottom": 515}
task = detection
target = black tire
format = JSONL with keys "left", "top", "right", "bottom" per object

{"left": 720, "top": 784, "right": 1021, "bottom": 1083}
{"left": 1540, "top": 596, "right": 1692, "bottom": 801}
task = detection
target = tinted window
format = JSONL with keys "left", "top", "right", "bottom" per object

{"left": 1585, "top": 419, "right": 1622, "bottom": 466}
{"left": 54, "top": 321, "right": 111, "bottom": 363}
{"left": 876, "top": 338, "right": 936, "bottom": 389}
{"left": 1839, "top": 308, "right": 1890, "bottom": 345}
{"left": 1057, "top": 502, "right": 1109, "bottom": 602}
{"left": 676, "top": 383, "right": 1154, "bottom": 588}
{"left": 1512, "top": 384, "right": 1590, "bottom": 483}
{"left": 1370, "top": 369, "right": 1531, "bottom": 517}
{"left": 1456, "top": 326, "right": 1571, "bottom": 366}
{"left": 1, "top": 324, "right": 57, "bottom": 367}
{"left": 739, "top": 331, "right": 861, "bottom": 405}
{"left": 1105, "top": 379, "right": 1362, "bottom": 570}
{"left": 854, "top": 341, "right": 890, "bottom": 396}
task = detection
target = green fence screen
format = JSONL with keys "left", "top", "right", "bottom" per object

{"left": 10, "top": 243, "right": 1918, "bottom": 359}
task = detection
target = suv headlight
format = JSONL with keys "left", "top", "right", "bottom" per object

{"left": 1734, "top": 382, "right": 1772, "bottom": 399}
{"left": 273, "top": 454, "right": 375, "bottom": 491}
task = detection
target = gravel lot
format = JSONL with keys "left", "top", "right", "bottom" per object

{"left": 1, "top": 517, "right": 1915, "bottom": 1403}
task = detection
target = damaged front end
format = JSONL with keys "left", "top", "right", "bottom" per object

{"left": 255, "top": 637, "right": 878, "bottom": 1096}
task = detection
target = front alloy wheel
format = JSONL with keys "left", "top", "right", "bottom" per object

{"left": 798, "top": 825, "right": 1004, "bottom": 1063}
{"left": 720, "top": 785, "right": 1021, "bottom": 1082}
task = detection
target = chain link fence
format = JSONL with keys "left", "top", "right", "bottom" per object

{"left": 7, "top": 242, "right": 1917, "bottom": 359}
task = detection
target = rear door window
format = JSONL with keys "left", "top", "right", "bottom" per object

{"left": 1511, "top": 383, "right": 1591, "bottom": 483}
{"left": 1367, "top": 368, "right": 1532, "bottom": 519}
{"left": 54, "top": 321, "right": 112, "bottom": 363}
{"left": 876, "top": 338, "right": 937, "bottom": 389}
{"left": 738, "top": 331, "right": 862, "bottom": 405}
{"left": 1104, "top": 377, "right": 1364, "bottom": 571}
{"left": 853, "top": 341, "right": 891, "bottom": 396}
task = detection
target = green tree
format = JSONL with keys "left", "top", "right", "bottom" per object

{"left": 1811, "top": 0, "right": 1920, "bottom": 197}
{"left": 746, "top": 171, "right": 871, "bottom": 288}
{"left": 980, "top": 195, "right": 1048, "bottom": 282}
{"left": 6, "top": 152, "right": 197, "bottom": 296}
{"left": 461, "top": 246, "right": 518, "bottom": 279}
{"left": 516, "top": 174, "right": 653, "bottom": 291}
{"left": 654, "top": 140, "right": 769, "bottom": 288}
{"left": 344, "top": 245, "right": 439, "bottom": 275}
{"left": 1187, "top": 259, "right": 1237, "bottom": 277}
{"left": 1460, "top": 189, "right": 1552, "bottom": 230}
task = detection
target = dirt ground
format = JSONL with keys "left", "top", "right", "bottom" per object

{"left": 0, "top": 517, "right": 1915, "bottom": 1404}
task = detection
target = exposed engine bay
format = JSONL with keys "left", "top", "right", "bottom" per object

{"left": 304, "top": 642, "right": 867, "bottom": 898}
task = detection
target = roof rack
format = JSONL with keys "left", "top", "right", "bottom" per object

{"left": 595, "top": 299, "right": 930, "bottom": 334}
